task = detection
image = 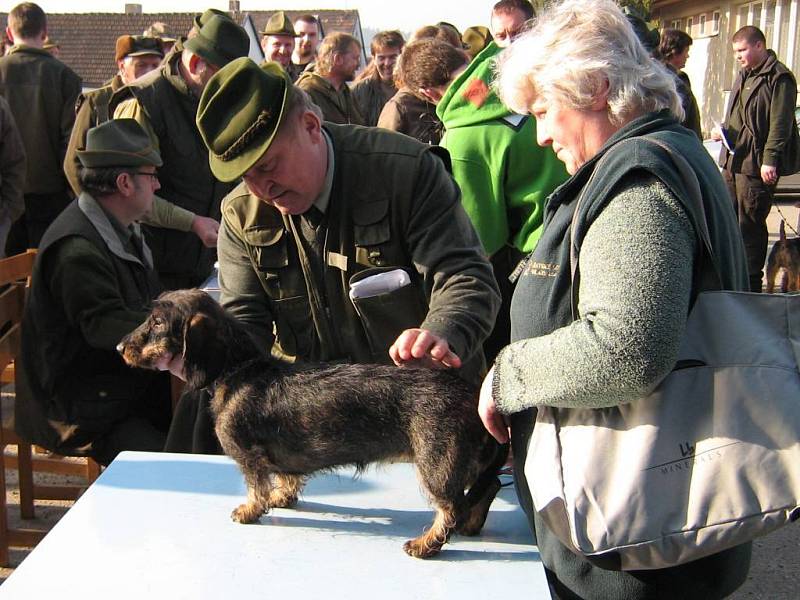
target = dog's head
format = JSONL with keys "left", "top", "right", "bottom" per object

{"left": 118, "top": 289, "right": 236, "bottom": 390}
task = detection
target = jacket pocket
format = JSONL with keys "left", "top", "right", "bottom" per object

{"left": 353, "top": 198, "right": 392, "bottom": 266}
{"left": 243, "top": 226, "right": 298, "bottom": 299}
{"left": 270, "top": 294, "right": 314, "bottom": 359}
{"left": 348, "top": 266, "right": 428, "bottom": 361}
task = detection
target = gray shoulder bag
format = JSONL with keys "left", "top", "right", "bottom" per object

{"left": 526, "top": 138, "right": 800, "bottom": 571}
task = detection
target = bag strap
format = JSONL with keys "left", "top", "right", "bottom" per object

{"left": 569, "top": 137, "right": 723, "bottom": 318}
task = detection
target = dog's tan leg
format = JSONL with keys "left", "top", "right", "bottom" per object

{"left": 268, "top": 473, "right": 306, "bottom": 508}
{"left": 403, "top": 503, "right": 457, "bottom": 559}
{"left": 458, "top": 477, "right": 502, "bottom": 536}
{"left": 231, "top": 473, "right": 273, "bottom": 524}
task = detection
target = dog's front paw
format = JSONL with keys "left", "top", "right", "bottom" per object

{"left": 231, "top": 503, "right": 264, "bottom": 524}
{"left": 402, "top": 537, "right": 443, "bottom": 559}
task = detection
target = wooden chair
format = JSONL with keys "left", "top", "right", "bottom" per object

{"left": 0, "top": 250, "right": 101, "bottom": 565}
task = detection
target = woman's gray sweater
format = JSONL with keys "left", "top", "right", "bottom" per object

{"left": 494, "top": 173, "right": 697, "bottom": 413}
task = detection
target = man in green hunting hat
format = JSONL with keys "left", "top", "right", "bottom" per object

{"left": 203, "top": 57, "right": 497, "bottom": 373}
{"left": 111, "top": 14, "right": 250, "bottom": 290}
{"left": 260, "top": 10, "right": 299, "bottom": 77}
{"left": 17, "top": 119, "right": 173, "bottom": 466}
{"left": 165, "top": 57, "right": 499, "bottom": 452}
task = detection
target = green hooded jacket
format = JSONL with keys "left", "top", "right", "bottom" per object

{"left": 436, "top": 42, "right": 569, "bottom": 256}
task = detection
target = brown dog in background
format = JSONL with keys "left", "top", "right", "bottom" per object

{"left": 766, "top": 220, "right": 800, "bottom": 292}
{"left": 118, "top": 289, "right": 508, "bottom": 558}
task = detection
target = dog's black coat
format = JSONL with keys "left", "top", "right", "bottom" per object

{"left": 119, "top": 289, "right": 508, "bottom": 557}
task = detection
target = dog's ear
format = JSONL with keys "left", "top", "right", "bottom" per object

{"left": 182, "top": 313, "right": 224, "bottom": 390}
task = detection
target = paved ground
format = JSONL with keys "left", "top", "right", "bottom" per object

{"left": 0, "top": 202, "right": 798, "bottom": 595}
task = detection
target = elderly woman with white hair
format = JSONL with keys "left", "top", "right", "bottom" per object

{"left": 478, "top": 0, "right": 751, "bottom": 598}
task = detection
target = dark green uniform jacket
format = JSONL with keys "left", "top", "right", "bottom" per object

{"left": 351, "top": 75, "right": 396, "bottom": 127}
{"left": 16, "top": 194, "right": 161, "bottom": 456}
{"left": 110, "top": 53, "right": 236, "bottom": 287}
{"left": 296, "top": 71, "right": 365, "bottom": 125}
{"left": 0, "top": 45, "right": 81, "bottom": 195}
{"left": 720, "top": 50, "right": 800, "bottom": 176}
{"left": 64, "top": 75, "right": 124, "bottom": 196}
{"left": 218, "top": 124, "right": 499, "bottom": 382}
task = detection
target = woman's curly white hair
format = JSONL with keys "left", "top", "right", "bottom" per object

{"left": 493, "top": 0, "right": 683, "bottom": 126}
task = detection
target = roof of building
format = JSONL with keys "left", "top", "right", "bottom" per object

{"left": 0, "top": 9, "right": 363, "bottom": 89}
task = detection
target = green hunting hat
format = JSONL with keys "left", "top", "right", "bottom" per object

{"left": 197, "top": 58, "right": 290, "bottom": 182}
{"left": 184, "top": 14, "right": 249, "bottom": 68}
{"left": 193, "top": 8, "right": 228, "bottom": 31}
{"left": 462, "top": 26, "right": 493, "bottom": 58}
{"left": 261, "top": 11, "right": 298, "bottom": 37}
{"left": 76, "top": 119, "right": 162, "bottom": 169}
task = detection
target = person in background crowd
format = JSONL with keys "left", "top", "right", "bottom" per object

{"left": 716, "top": 25, "right": 800, "bottom": 292}
{"left": 490, "top": 0, "right": 534, "bottom": 47}
{"left": 0, "top": 2, "right": 81, "bottom": 255}
{"left": 481, "top": 1, "right": 750, "bottom": 597}
{"left": 296, "top": 32, "right": 365, "bottom": 125}
{"left": 0, "top": 95, "right": 25, "bottom": 255}
{"left": 462, "top": 25, "right": 493, "bottom": 59}
{"left": 143, "top": 21, "right": 178, "bottom": 55}
{"left": 435, "top": 37, "right": 569, "bottom": 363}
{"left": 65, "top": 35, "right": 165, "bottom": 195}
{"left": 42, "top": 35, "right": 59, "bottom": 57}
{"left": 16, "top": 119, "right": 172, "bottom": 467}
{"left": 260, "top": 11, "right": 299, "bottom": 79}
{"left": 111, "top": 14, "right": 250, "bottom": 290}
{"left": 378, "top": 38, "right": 466, "bottom": 144}
{"left": 659, "top": 29, "right": 702, "bottom": 139}
{"left": 352, "top": 30, "right": 405, "bottom": 126}
{"left": 410, "top": 23, "right": 462, "bottom": 48}
{"left": 292, "top": 13, "right": 321, "bottom": 76}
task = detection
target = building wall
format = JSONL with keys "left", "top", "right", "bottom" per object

{"left": 652, "top": 0, "right": 799, "bottom": 137}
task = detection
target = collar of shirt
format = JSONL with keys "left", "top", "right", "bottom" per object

{"left": 312, "top": 129, "right": 335, "bottom": 215}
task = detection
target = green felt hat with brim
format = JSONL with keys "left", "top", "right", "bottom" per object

{"left": 76, "top": 119, "right": 162, "bottom": 169}
{"left": 197, "top": 58, "right": 291, "bottom": 182}
{"left": 193, "top": 8, "right": 228, "bottom": 31}
{"left": 261, "top": 11, "right": 298, "bottom": 37}
{"left": 184, "top": 14, "right": 249, "bottom": 68}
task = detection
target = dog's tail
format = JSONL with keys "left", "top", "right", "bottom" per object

{"left": 464, "top": 441, "right": 510, "bottom": 507}
{"left": 780, "top": 220, "right": 787, "bottom": 243}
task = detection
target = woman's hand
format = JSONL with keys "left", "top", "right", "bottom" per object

{"left": 479, "top": 365, "right": 510, "bottom": 443}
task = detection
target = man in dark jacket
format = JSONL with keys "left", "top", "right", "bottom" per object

{"left": 111, "top": 14, "right": 249, "bottom": 289}
{"left": 16, "top": 119, "right": 172, "bottom": 466}
{"left": 166, "top": 59, "right": 499, "bottom": 453}
{"left": 0, "top": 95, "right": 25, "bottom": 254}
{"left": 296, "top": 32, "right": 365, "bottom": 125}
{"left": 718, "top": 25, "right": 800, "bottom": 291}
{"left": 0, "top": 2, "right": 81, "bottom": 254}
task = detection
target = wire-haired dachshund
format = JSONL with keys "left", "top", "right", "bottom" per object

{"left": 766, "top": 220, "right": 800, "bottom": 293}
{"left": 118, "top": 289, "right": 508, "bottom": 558}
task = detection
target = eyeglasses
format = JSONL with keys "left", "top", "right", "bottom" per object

{"left": 130, "top": 171, "right": 159, "bottom": 182}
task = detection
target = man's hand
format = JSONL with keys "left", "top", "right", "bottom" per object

{"left": 710, "top": 127, "right": 722, "bottom": 142}
{"left": 389, "top": 328, "right": 461, "bottom": 369}
{"left": 191, "top": 216, "right": 220, "bottom": 247}
{"left": 761, "top": 164, "right": 778, "bottom": 185}
{"left": 479, "top": 366, "right": 510, "bottom": 443}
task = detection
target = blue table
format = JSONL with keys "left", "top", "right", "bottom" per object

{"left": 1, "top": 451, "right": 549, "bottom": 599}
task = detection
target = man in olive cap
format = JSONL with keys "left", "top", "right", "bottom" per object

{"left": 200, "top": 57, "right": 498, "bottom": 381}
{"left": 65, "top": 35, "right": 164, "bottom": 195}
{"left": 16, "top": 119, "right": 172, "bottom": 466}
{"left": 111, "top": 14, "right": 249, "bottom": 290}
{"left": 260, "top": 11, "right": 300, "bottom": 79}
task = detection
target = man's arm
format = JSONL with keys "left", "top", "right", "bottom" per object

{"left": 217, "top": 212, "right": 274, "bottom": 352}
{"left": 64, "top": 95, "right": 91, "bottom": 196}
{"left": 0, "top": 98, "right": 26, "bottom": 225}
{"left": 391, "top": 150, "right": 500, "bottom": 366}
{"left": 45, "top": 237, "right": 149, "bottom": 349}
{"left": 762, "top": 74, "right": 798, "bottom": 183}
